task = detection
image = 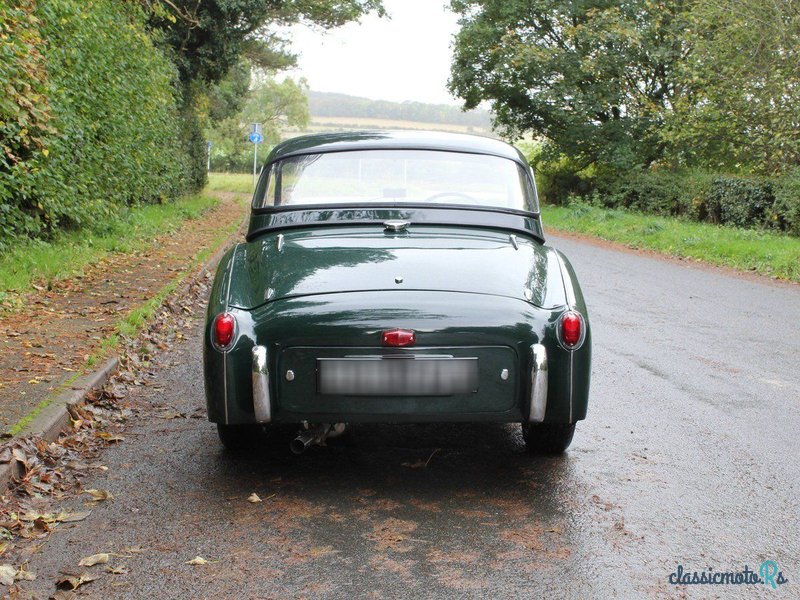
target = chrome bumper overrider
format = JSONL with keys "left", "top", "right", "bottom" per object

{"left": 252, "top": 345, "right": 271, "bottom": 423}
{"left": 528, "top": 344, "right": 548, "bottom": 422}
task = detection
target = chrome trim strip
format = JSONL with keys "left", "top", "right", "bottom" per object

{"left": 528, "top": 344, "right": 548, "bottom": 423}
{"left": 555, "top": 251, "right": 581, "bottom": 423}
{"left": 222, "top": 246, "right": 238, "bottom": 425}
{"left": 252, "top": 345, "right": 271, "bottom": 423}
{"left": 569, "top": 351, "right": 574, "bottom": 423}
{"left": 223, "top": 352, "right": 228, "bottom": 424}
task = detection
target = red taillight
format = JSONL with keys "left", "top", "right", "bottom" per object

{"left": 213, "top": 312, "right": 236, "bottom": 349}
{"left": 382, "top": 328, "right": 416, "bottom": 347}
{"left": 560, "top": 311, "right": 583, "bottom": 349}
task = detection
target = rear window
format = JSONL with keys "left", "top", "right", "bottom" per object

{"left": 253, "top": 149, "right": 538, "bottom": 213}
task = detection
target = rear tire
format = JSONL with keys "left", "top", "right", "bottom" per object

{"left": 216, "top": 424, "right": 263, "bottom": 454}
{"left": 522, "top": 422, "right": 575, "bottom": 455}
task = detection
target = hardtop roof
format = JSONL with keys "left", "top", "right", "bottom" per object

{"left": 265, "top": 130, "right": 529, "bottom": 167}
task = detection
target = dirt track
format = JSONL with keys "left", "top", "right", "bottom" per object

{"left": 0, "top": 193, "right": 245, "bottom": 434}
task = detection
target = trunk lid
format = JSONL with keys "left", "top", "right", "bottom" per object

{"left": 228, "top": 226, "right": 566, "bottom": 310}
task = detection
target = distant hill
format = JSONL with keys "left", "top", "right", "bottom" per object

{"left": 307, "top": 91, "right": 492, "bottom": 130}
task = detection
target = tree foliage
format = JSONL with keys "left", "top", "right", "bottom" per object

{"left": 449, "top": 0, "right": 691, "bottom": 170}
{"left": 0, "top": 0, "right": 189, "bottom": 245}
{"left": 664, "top": 0, "right": 800, "bottom": 173}
{"left": 0, "top": 0, "right": 383, "bottom": 245}
{"left": 449, "top": 0, "right": 800, "bottom": 175}
{"left": 140, "top": 0, "right": 385, "bottom": 195}
{"left": 143, "top": 0, "right": 386, "bottom": 84}
{"left": 208, "top": 75, "right": 310, "bottom": 172}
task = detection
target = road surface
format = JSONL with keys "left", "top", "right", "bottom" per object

{"left": 18, "top": 233, "right": 800, "bottom": 599}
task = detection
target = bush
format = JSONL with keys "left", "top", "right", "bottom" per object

{"left": 596, "top": 170, "right": 713, "bottom": 219}
{"left": 704, "top": 177, "right": 775, "bottom": 228}
{"left": 773, "top": 171, "right": 800, "bottom": 236}
{"left": 0, "top": 0, "right": 51, "bottom": 241}
{"left": 560, "top": 168, "right": 798, "bottom": 235}
{"left": 518, "top": 141, "right": 592, "bottom": 205}
{"left": 0, "top": 0, "right": 192, "bottom": 248}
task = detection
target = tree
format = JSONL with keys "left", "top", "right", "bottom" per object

{"left": 207, "top": 75, "right": 310, "bottom": 172}
{"left": 448, "top": 0, "right": 692, "bottom": 170}
{"left": 664, "top": 0, "right": 800, "bottom": 173}
{"left": 142, "top": 0, "right": 385, "bottom": 85}
{"left": 206, "top": 60, "right": 252, "bottom": 123}
{"left": 135, "top": 0, "right": 384, "bottom": 189}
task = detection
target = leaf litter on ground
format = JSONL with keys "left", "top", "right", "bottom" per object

{"left": 0, "top": 276, "right": 213, "bottom": 590}
{"left": 78, "top": 553, "right": 109, "bottom": 567}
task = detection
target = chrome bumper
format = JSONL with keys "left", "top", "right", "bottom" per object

{"left": 528, "top": 344, "right": 548, "bottom": 422}
{"left": 251, "top": 345, "right": 271, "bottom": 423}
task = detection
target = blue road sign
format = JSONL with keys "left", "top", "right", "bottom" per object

{"left": 249, "top": 132, "right": 263, "bottom": 144}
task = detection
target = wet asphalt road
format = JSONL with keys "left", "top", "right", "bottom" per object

{"left": 18, "top": 233, "right": 800, "bottom": 599}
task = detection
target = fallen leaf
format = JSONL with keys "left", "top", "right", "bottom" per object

{"left": 247, "top": 493, "right": 262, "bottom": 503}
{"left": 185, "top": 556, "right": 208, "bottom": 566}
{"left": 51, "top": 591, "right": 78, "bottom": 600}
{"left": 307, "top": 546, "right": 339, "bottom": 557}
{"left": 55, "top": 511, "right": 91, "bottom": 523}
{"left": 105, "top": 565, "right": 128, "bottom": 575}
{"left": 14, "top": 566, "right": 35, "bottom": 581}
{"left": 56, "top": 573, "right": 96, "bottom": 591}
{"left": 0, "top": 564, "right": 16, "bottom": 586}
{"left": 96, "top": 432, "right": 124, "bottom": 443}
{"left": 159, "top": 410, "right": 186, "bottom": 419}
{"left": 32, "top": 517, "right": 50, "bottom": 534}
{"left": 85, "top": 489, "right": 113, "bottom": 502}
{"left": 78, "top": 553, "right": 109, "bottom": 567}
{"left": 11, "top": 448, "right": 27, "bottom": 468}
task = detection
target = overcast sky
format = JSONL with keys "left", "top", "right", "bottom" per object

{"left": 284, "top": 0, "right": 461, "bottom": 105}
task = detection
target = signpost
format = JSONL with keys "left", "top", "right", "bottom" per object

{"left": 249, "top": 123, "right": 263, "bottom": 189}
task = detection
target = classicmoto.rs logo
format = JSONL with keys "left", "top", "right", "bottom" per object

{"left": 668, "top": 561, "right": 788, "bottom": 588}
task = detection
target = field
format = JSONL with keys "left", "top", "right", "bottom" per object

{"left": 284, "top": 116, "right": 494, "bottom": 137}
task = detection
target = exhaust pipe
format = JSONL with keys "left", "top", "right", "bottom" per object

{"left": 290, "top": 423, "right": 346, "bottom": 455}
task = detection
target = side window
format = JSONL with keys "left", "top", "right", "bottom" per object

{"left": 524, "top": 166, "right": 541, "bottom": 213}
{"left": 252, "top": 163, "right": 276, "bottom": 209}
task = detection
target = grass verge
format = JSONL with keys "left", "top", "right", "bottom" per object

{"left": 0, "top": 194, "right": 219, "bottom": 300}
{"left": 206, "top": 172, "right": 254, "bottom": 195}
{"left": 5, "top": 221, "right": 238, "bottom": 437}
{"left": 542, "top": 201, "right": 800, "bottom": 282}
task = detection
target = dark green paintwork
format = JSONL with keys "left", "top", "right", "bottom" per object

{"left": 204, "top": 131, "right": 591, "bottom": 427}
{"left": 264, "top": 130, "right": 531, "bottom": 167}
{"left": 228, "top": 226, "right": 565, "bottom": 310}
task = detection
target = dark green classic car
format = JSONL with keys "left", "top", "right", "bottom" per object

{"left": 204, "top": 131, "right": 590, "bottom": 455}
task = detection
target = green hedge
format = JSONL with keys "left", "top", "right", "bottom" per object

{"left": 521, "top": 142, "right": 800, "bottom": 236}
{"left": 597, "top": 171, "right": 800, "bottom": 235}
{"left": 0, "top": 0, "right": 193, "bottom": 248}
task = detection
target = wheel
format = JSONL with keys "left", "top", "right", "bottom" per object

{"left": 216, "top": 424, "right": 264, "bottom": 453}
{"left": 521, "top": 422, "right": 576, "bottom": 455}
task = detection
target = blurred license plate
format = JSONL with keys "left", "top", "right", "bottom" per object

{"left": 317, "top": 357, "right": 478, "bottom": 396}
